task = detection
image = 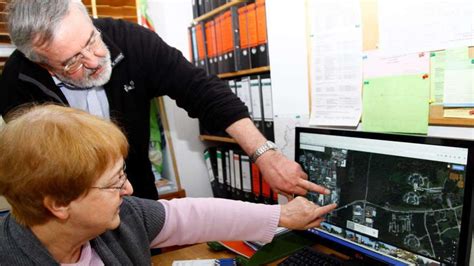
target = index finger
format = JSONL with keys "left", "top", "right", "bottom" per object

{"left": 298, "top": 179, "right": 331, "bottom": 195}
{"left": 313, "top": 203, "right": 337, "bottom": 217}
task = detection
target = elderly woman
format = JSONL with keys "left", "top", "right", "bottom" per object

{"left": 0, "top": 105, "right": 336, "bottom": 265}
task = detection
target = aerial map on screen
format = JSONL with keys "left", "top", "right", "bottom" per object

{"left": 299, "top": 147, "right": 466, "bottom": 264}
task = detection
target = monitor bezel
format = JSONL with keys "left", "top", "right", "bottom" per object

{"left": 294, "top": 127, "right": 474, "bottom": 265}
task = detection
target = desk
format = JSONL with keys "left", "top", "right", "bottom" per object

{"left": 152, "top": 234, "right": 474, "bottom": 265}
{"left": 151, "top": 242, "right": 349, "bottom": 265}
{"left": 151, "top": 243, "right": 235, "bottom": 266}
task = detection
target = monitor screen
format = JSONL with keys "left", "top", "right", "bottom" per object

{"left": 295, "top": 127, "right": 474, "bottom": 265}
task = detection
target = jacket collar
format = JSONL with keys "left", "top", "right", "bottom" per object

{"left": 94, "top": 19, "right": 125, "bottom": 69}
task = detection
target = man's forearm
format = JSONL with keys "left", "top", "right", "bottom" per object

{"left": 226, "top": 118, "right": 329, "bottom": 197}
{"left": 225, "top": 118, "right": 268, "bottom": 157}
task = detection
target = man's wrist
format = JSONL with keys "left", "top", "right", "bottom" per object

{"left": 250, "top": 140, "right": 278, "bottom": 163}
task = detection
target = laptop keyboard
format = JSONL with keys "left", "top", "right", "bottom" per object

{"left": 278, "top": 246, "right": 344, "bottom": 266}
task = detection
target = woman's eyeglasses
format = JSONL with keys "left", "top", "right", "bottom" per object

{"left": 91, "top": 162, "right": 127, "bottom": 191}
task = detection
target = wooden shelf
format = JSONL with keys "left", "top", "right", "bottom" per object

{"left": 96, "top": 5, "right": 136, "bottom": 17}
{"left": 0, "top": 35, "right": 10, "bottom": 45}
{"left": 97, "top": 15, "right": 137, "bottom": 23}
{"left": 159, "top": 188, "right": 186, "bottom": 200}
{"left": 192, "top": 0, "right": 247, "bottom": 23}
{"left": 217, "top": 66, "right": 270, "bottom": 79}
{"left": 199, "top": 135, "right": 237, "bottom": 143}
{"left": 0, "top": 21, "right": 7, "bottom": 32}
{"left": 429, "top": 105, "right": 474, "bottom": 127}
{"left": 96, "top": 0, "right": 136, "bottom": 6}
{"left": 84, "top": 0, "right": 138, "bottom": 23}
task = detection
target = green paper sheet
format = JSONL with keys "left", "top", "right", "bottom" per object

{"left": 362, "top": 75, "right": 429, "bottom": 134}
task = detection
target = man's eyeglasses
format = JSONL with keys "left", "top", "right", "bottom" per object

{"left": 91, "top": 163, "right": 128, "bottom": 191}
{"left": 63, "top": 28, "right": 102, "bottom": 75}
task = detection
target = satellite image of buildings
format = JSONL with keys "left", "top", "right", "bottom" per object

{"left": 299, "top": 147, "right": 465, "bottom": 265}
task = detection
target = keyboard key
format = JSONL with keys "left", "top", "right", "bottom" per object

{"left": 278, "top": 247, "right": 344, "bottom": 266}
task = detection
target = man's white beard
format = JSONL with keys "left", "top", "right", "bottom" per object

{"left": 55, "top": 48, "right": 112, "bottom": 88}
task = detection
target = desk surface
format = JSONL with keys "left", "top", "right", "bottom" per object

{"left": 153, "top": 240, "right": 474, "bottom": 265}
{"left": 151, "top": 242, "right": 348, "bottom": 266}
{"left": 151, "top": 243, "right": 236, "bottom": 266}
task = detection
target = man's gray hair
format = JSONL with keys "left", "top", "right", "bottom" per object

{"left": 6, "top": 0, "right": 90, "bottom": 63}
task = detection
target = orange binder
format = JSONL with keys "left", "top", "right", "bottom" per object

{"left": 261, "top": 175, "right": 273, "bottom": 204}
{"left": 256, "top": 0, "right": 269, "bottom": 66}
{"left": 222, "top": 10, "right": 235, "bottom": 72}
{"left": 246, "top": 3, "right": 259, "bottom": 68}
{"left": 218, "top": 241, "right": 256, "bottom": 259}
{"left": 214, "top": 14, "right": 225, "bottom": 74}
{"left": 251, "top": 162, "right": 262, "bottom": 202}
{"left": 195, "top": 22, "right": 208, "bottom": 73}
{"left": 204, "top": 21, "right": 215, "bottom": 74}
{"left": 237, "top": 4, "right": 251, "bottom": 70}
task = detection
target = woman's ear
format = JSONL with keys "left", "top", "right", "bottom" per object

{"left": 43, "top": 196, "right": 70, "bottom": 220}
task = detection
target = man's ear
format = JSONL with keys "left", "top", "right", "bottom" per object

{"left": 43, "top": 196, "right": 70, "bottom": 220}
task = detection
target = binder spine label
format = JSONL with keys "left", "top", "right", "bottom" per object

{"left": 233, "top": 153, "right": 241, "bottom": 190}
{"left": 241, "top": 155, "right": 252, "bottom": 193}
{"left": 225, "top": 151, "right": 231, "bottom": 186}
{"left": 250, "top": 78, "right": 262, "bottom": 120}
{"left": 261, "top": 78, "right": 273, "bottom": 120}
{"left": 217, "top": 150, "right": 224, "bottom": 184}
{"left": 204, "top": 151, "right": 215, "bottom": 182}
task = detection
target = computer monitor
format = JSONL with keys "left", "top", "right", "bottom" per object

{"left": 295, "top": 127, "right": 474, "bottom": 266}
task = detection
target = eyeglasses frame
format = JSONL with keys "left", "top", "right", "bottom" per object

{"left": 91, "top": 162, "right": 128, "bottom": 191}
{"left": 62, "top": 28, "right": 103, "bottom": 75}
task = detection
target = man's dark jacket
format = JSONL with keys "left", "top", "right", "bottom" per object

{"left": 0, "top": 18, "right": 249, "bottom": 200}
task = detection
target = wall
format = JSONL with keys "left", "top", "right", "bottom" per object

{"left": 147, "top": 0, "right": 213, "bottom": 197}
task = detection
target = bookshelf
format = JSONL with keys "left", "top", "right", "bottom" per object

{"left": 218, "top": 65, "right": 269, "bottom": 79}
{"left": 0, "top": 1, "right": 9, "bottom": 44}
{"left": 83, "top": 0, "right": 137, "bottom": 22}
{"left": 199, "top": 134, "right": 237, "bottom": 143}
{"left": 0, "top": 0, "right": 12, "bottom": 74}
{"left": 190, "top": 1, "right": 279, "bottom": 204}
{"left": 191, "top": 0, "right": 274, "bottom": 143}
{"left": 193, "top": 0, "right": 246, "bottom": 23}
{"left": 199, "top": 65, "right": 270, "bottom": 142}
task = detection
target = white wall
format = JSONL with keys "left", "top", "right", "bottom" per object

{"left": 147, "top": 0, "right": 213, "bottom": 197}
{"left": 266, "top": 1, "right": 310, "bottom": 117}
